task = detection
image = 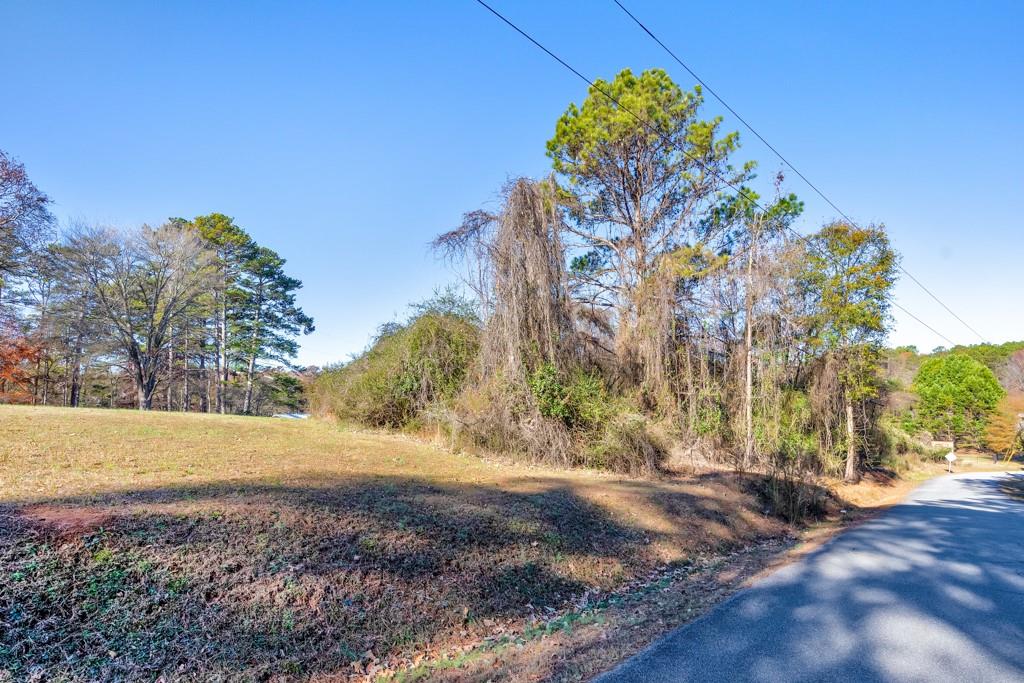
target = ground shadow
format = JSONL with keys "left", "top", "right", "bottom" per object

{"left": 0, "top": 469, "right": 794, "bottom": 681}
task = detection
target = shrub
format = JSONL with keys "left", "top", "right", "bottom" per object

{"left": 755, "top": 390, "right": 817, "bottom": 465}
{"left": 753, "top": 390, "right": 829, "bottom": 522}
{"left": 309, "top": 313, "right": 479, "bottom": 428}
{"left": 527, "top": 362, "right": 612, "bottom": 430}
{"left": 757, "top": 472, "right": 829, "bottom": 523}
{"left": 455, "top": 367, "right": 664, "bottom": 474}
{"left": 868, "top": 415, "right": 936, "bottom": 472}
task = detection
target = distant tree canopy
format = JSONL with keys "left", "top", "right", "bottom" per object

{"left": 0, "top": 148, "right": 313, "bottom": 414}
{"left": 912, "top": 353, "right": 1004, "bottom": 446}
{"left": 949, "top": 341, "right": 1024, "bottom": 373}
{"left": 56, "top": 223, "right": 215, "bottom": 409}
{"left": 0, "top": 150, "right": 53, "bottom": 289}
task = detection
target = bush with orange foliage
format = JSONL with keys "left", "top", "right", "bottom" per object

{"left": 0, "top": 333, "right": 42, "bottom": 404}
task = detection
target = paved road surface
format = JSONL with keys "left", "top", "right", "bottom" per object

{"left": 597, "top": 472, "right": 1024, "bottom": 682}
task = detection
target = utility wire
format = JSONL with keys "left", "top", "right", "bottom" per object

{"left": 472, "top": 0, "right": 771, "bottom": 216}
{"left": 891, "top": 301, "right": 956, "bottom": 347}
{"left": 612, "top": 0, "right": 987, "bottom": 345}
{"left": 472, "top": 0, "right": 958, "bottom": 348}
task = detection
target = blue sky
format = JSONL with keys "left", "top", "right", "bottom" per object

{"left": 2, "top": 1, "right": 1021, "bottom": 365}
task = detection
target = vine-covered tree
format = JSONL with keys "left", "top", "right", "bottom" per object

{"left": 802, "top": 222, "right": 898, "bottom": 482}
{"left": 547, "top": 68, "right": 752, "bottom": 398}
{"left": 713, "top": 177, "right": 803, "bottom": 467}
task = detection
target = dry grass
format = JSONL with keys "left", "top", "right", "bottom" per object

{"left": 0, "top": 405, "right": 787, "bottom": 681}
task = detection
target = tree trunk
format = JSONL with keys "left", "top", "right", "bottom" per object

{"left": 165, "top": 325, "right": 174, "bottom": 411}
{"left": 242, "top": 293, "right": 262, "bottom": 415}
{"left": 213, "top": 314, "right": 222, "bottom": 413}
{"left": 743, "top": 233, "right": 755, "bottom": 469}
{"left": 68, "top": 316, "right": 86, "bottom": 408}
{"left": 135, "top": 364, "right": 149, "bottom": 410}
{"left": 199, "top": 353, "right": 209, "bottom": 413}
{"left": 132, "top": 349, "right": 157, "bottom": 411}
{"left": 166, "top": 324, "right": 174, "bottom": 411}
{"left": 40, "top": 362, "right": 49, "bottom": 405}
{"left": 69, "top": 361, "right": 81, "bottom": 407}
{"left": 218, "top": 294, "right": 228, "bottom": 414}
{"left": 243, "top": 353, "right": 257, "bottom": 414}
{"left": 32, "top": 357, "right": 41, "bottom": 405}
{"left": 137, "top": 368, "right": 158, "bottom": 411}
{"left": 844, "top": 396, "right": 859, "bottom": 483}
{"left": 181, "top": 320, "right": 189, "bottom": 412}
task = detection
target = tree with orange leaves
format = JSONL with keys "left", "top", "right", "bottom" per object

{"left": 0, "top": 330, "right": 42, "bottom": 403}
{"left": 986, "top": 393, "right": 1024, "bottom": 462}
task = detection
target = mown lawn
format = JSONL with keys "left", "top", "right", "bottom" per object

{"left": 0, "top": 405, "right": 785, "bottom": 681}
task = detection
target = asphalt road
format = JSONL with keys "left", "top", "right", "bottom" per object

{"left": 597, "top": 471, "right": 1024, "bottom": 683}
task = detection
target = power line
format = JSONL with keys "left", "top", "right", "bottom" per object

{"left": 611, "top": 0, "right": 988, "bottom": 345}
{"left": 891, "top": 301, "right": 956, "bottom": 347}
{"left": 472, "top": 0, "right": 771, "bottom": 217}
{"left": 472, "top": 0, "right": 959, "bottom": 349}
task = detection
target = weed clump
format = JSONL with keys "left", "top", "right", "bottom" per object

{"left": 586, "top": 414, "right": 666, "bottom": 475}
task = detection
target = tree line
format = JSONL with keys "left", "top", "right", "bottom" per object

{"left": 887, "top": 341, "right": 1024, "bottom": 457}
{"left": 0, "top": 149, "right": 312, "bottom": 413}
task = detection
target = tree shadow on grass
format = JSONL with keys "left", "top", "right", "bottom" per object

{"left": 0, "top": 470, "right": 790, "bottom": 681}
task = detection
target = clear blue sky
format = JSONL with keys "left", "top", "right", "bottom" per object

{"left": 2, "top": 1, "right": 1021, "bottom": 365}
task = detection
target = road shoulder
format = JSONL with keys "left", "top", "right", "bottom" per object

{"left": 386, "top": 469, "right": 943, "bottom": 682}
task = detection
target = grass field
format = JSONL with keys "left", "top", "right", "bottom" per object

{"left": 0, "top": 405, "right": 787, "bottom": 681}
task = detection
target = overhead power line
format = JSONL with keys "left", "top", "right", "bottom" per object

{"left": 472, "top": 2, "right": 773, "bottom": 224}
{"left": 472, "top": 0, "right": 960, "bottom": 348}
{"left": 891, "top": 302, "right": 956, "bottom": 347}
{"left": 611, "top": 0, "right": 987, "bottom": 345}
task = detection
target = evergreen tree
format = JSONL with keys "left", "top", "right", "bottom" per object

{"left": 233, "top": 245, "right": 313, "bottom": 413}
{"left": 913, "top": 353, "right": 1004, "bottom": 448}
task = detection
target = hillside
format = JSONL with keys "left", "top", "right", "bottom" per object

{"left": 0, "top": 406, "right": 790, "bottom": 681}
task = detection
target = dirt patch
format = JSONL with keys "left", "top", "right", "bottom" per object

{"left": 832, "top": 469, "right": 925, "bottom": 510}
{"left": 17, "top": 504, "right": 114, "bottom": 538}
{"left": 0, "top": 475, "right": 785, "bottom": 682}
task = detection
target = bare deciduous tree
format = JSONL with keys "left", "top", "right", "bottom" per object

{"left": 0, "top": 149, "right": 54, "bottom": 305}
{"left": 57, "top": 223, "right": 214, "bottom": 409}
